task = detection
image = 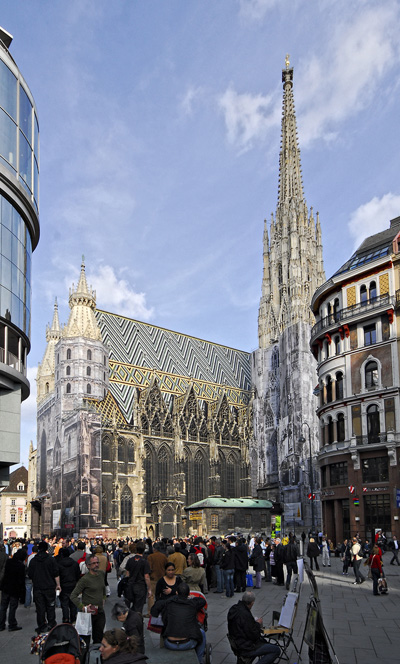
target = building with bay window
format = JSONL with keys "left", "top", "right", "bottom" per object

{"left": 0, "top": 27, "right": 40, "bottom": 486}
{"left": 311, "top": 215, "right": 400, "bottom": 543}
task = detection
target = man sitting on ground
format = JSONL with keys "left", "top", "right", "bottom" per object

{"left": 161, "top": 582, "right": 206, "bottom": 663}
{"left": 228, "top": 590, "right": 280, "bottom": 664}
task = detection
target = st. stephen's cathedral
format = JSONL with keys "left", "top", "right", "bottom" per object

{"left": 35, "top": 59, "right": 325, "bottom": 538}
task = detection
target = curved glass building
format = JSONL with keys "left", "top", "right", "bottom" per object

{"left": 0, "top": 27, "right": 40, "bottom": 485}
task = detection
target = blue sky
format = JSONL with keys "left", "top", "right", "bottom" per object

{"left": 2, "top": 0, "right": 400, "bottom": 464}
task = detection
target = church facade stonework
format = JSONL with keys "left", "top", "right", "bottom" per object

{"left": 35, "top": 264, "right": 252, "bottom": 538}
{"left": 251, "top": 60, "right": 325, "bottom": 531}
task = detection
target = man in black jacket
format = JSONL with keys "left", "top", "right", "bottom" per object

{"left": 234, "top": 538, "right": 249, "bottom": 593}
{"left": 228, "top": 591, "right": 280, "bottom": 664}
{"left": 284, "top": 537, "right": 299, "bottom": 590}
{"left": 0, "top": 548, "right": 26, "bottom": 631}
{"left": 162, "top": 582, "right": 206, "bottom": 663}
{"left": 28, "top": 541, "right": 61, "bottom": 633}
{"left": 57, "top": 547, "right": 80, "bottom": 623}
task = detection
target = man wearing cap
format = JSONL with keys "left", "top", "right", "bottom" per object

{"left": 28, "top": 541, "right": 61, "bottom": 634}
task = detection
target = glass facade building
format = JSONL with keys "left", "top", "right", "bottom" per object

{"left": 0, "top": 28, "right": 40, "bottom": 486}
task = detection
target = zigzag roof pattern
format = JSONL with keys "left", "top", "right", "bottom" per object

{"left": 95, "top": 309, "right": 251, "bottom": 421}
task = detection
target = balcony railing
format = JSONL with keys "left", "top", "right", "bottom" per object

{"left": 0, "top": 347, "right": 26, "bottom": 376}
{"left": 311, "top": 293, "right": 393, "bottom": 338}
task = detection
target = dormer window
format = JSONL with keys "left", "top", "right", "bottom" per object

{"left": 17, "top": 483, "right": 25, "bottom": 491}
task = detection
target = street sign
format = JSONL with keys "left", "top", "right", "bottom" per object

{"left": 189, "top": 510, "right": 203, "bottom": 520}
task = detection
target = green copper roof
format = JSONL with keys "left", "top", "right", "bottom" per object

{"left": 185, "top": 497, "right": 273, "bottom": 510}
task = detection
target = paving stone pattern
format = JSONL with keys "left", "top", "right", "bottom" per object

{"left": 1, "top": 551, "right": 399, "bottom": 663}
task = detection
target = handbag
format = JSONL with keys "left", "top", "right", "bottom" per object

{"left": 246, "top": 572, "right": 253, "bottom": 587}
{"left": 75, "top": 611, "right": 92, "bottom": 636}
{"left": 147, "top": 614, "right": 164, "bottom": 634}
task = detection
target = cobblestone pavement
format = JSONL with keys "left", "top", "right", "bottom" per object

{"left": 1, "top": 551, "right": 399, "bottom": 663}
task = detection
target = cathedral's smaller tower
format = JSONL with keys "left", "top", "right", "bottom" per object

{"left": 36, "top": 299, "right": 62, "bottom": 403}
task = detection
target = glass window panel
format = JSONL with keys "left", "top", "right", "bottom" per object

{"left": 19, "top": 86, "right": 32, "bottom": 144}
{"left": 1, "top": 256, "right": 11, "bottom": 290}
{"left": 19, "top": 130, "right": 32, "bottom": 190}
{"left": 34, "top": 113, "right": 39, "bottom": 161}
{"left": 11, "top": 232, "right": 18, "bottom": 266}
{"left": 11, "top": 261, "right": 18, "bottom": 294}
{"left": 11, "top": 293, "right": 20, "bottom": 328}
{"left": 1, "top": 285, "right": 11, "bottom": 319}
{"left": 34, "top": 157, "right": 39, "bottom": 207}
{"left": 0, "top": 108, "right": 17, "bottom": 168}
{"left": 1, "top": 196, "right": 12, "bottom": 230}
{"left": 1, "top": 225, "right": 12, "bottom": 258}
{"left": 0, "top": 60, "right": 17, "bottom": 120}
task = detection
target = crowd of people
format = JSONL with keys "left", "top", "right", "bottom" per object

{"left": 0, "top": 528, "right": 397, "bottom": 662}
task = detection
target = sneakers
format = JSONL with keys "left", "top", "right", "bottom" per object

{"left": 106, "top": 586, "right": 111, "bottom": 597}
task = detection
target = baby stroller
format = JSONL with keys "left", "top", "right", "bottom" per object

{"left": 378, "top": 577, "right": 388, "bottom": 594}
{"left": 39, "top": 623, "right": 86, "bottom": 664}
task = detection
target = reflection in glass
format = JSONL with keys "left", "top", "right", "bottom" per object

{"left": 19, "top": 86, "right": 32, "bottom": 144}
{"left": 0, "top": 60, "right": 17, "bottom": 120}
{"left": 0, "top": 108, "right": 17, "bottom": 168}
{"left": 19, "top": 130, "right": 32, "bottom": 190}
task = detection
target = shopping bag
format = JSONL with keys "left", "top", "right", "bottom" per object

{"left": 246, "top": 573, "right": 253, "bottom": 587}
{"left": 147, "top": 614, "right": 164, "bottom": 634}
{"left": 75, "top": 611, "right": 92, "bottom": 635}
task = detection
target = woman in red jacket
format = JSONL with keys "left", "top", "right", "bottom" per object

{"left": 369, "top": 545, "right": 383, "bottom": 596}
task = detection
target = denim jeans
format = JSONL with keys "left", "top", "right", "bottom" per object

{"left": 223, "top": 569, "right": 234, "bottom": 597}
{"left": 353, "top": 559, "right": 364, "bottom": 584}
{"left": 214, "top": 564, "right": 223, "bottom": 592}
{"left": 165, "top": 629, "right": 206, "bottom": 664}
{"left": 247, "top": 641, "right": 281, "bottom": 664}
{"left": 25, "top": 578, "right": 33, "bottom": 608}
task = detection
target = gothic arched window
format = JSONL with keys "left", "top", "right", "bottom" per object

{"left": 66, "top": 348, "right": 71, "bottom": 360}
{"left": 102, "top": 491, "right": 108, "bottom": 525}
{"left": 66, "top": 383, "right": 71, "bottom": 394}
{"left": 87, "top": 384, "right": 91, "bottom": 394}
{"left": 87, "top": 349, "right": 92, "bottom": 360}
{"left": 226, "top": 455, "right": 235, "bottom": 498}
{"left": 369, "top": 281, "right": 377, "bottom": 302}
{"left": 144, "top": 445, "right": 153, "bottom": 512}
{"left": 336, "top": 372, "right": 344, "bottom": 400}
{"left": 193, "top": 450, "right": 205, "bottom": 503}
{"left": 337, "top": 413, "right": 345, "bottom": 442}
{"left": 360, "top": 284, "right": 368, "bottom": 305}
{"left": 120, "top": 486, "right": 133, "bottom": 524}
{"left": 367, "top": 404, "right": 380, "bottom": 444}
{"left": 66, "top": 365, "right": 71, "bottom": 376}
{"left": 158, "top": 447, "right": 169, "bottom": 497}
{"left": 86, "top": 366, "right": 91, "bottom": 376}
{"left": 365, "top": 361, "right": 378, "bottom": 389}
{"left": 326, "top": 376, "right": 332, "bottom": 403}
{"left": 128, "top": 442, "right": 134, "bottom": 463}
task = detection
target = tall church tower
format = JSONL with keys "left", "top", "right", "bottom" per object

{"left": 251, "top": 57, "right": 325, "bottom": 531}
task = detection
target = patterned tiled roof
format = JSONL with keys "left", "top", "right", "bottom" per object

{"left": 95, "top": 310, "right": 252, "bottom": 421}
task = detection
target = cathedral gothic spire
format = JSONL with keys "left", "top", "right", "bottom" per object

{"left": 36, "top": 298, "right": 62, "bottom": 403}
{"left": 258, "top": 57, "right": 325, "bottom": 348}
{"left": 64, "top": 257, "right": 102, "bottom": 340}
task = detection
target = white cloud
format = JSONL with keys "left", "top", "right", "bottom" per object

{"left": 88, "top": 264, "right": 154, "bottom": 320}
{"left": 218, "top": 3, "right": 400, "bottom": 151}
{"left": 180, "top": 86, "right": 204, "bottom": 116}
{"left": 218, "top": 86, "right": 279, "bottom": 152}
{"left": 348, "top": 193, "right": 400, "bottom": 249}
{"left": 239, "top": 0, "right": 280, "bottom": 22}
{"left": 297, "top": 4, "right": 400, "bottom": 146}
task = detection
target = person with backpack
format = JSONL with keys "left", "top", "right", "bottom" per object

{"left": 125, "top": 542, "right": 152, "bottom": 614}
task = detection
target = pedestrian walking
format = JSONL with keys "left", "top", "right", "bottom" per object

{"left": 351, "top": 537, "right": 365, "bottom": 585}
{"left": 307, "top": 538, "right": 320, "bottom": 571}
{"left": 389, "top": 535, "right": 400, "bottom": 565}
{"left": 0, "top": 548, "right": 26, "bottom": 631}
{"left": 28, "top": 541, "right": 61, "bottom": 634}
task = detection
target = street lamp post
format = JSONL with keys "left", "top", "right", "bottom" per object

{"left": 299, "top": 421, "right": 315, "bottom": 535}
